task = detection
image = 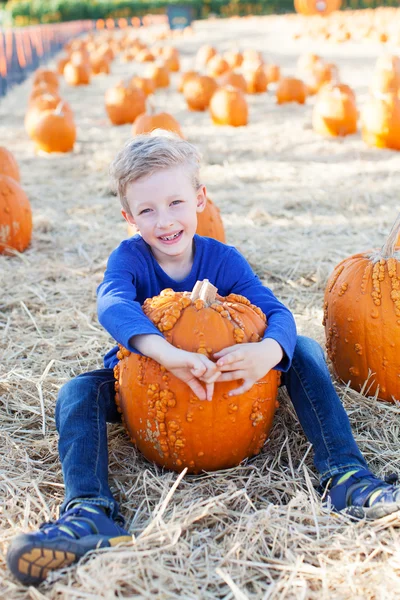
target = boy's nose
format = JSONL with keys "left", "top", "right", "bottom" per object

{"left": 156, "top": 213, "right": 174, "bottom": 229}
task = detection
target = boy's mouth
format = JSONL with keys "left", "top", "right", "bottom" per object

{"left": 158, "top": 230, "right": 183, "bottom": 243}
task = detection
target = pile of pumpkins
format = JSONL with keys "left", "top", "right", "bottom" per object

{"left": 291, "top": 6, "right": 400, "bottom": 45}
{"left": 25, "top": 68, "right": 76, "bottom": 153}
{"left": 0, "top": 147, "right": 32, "bottom": 254}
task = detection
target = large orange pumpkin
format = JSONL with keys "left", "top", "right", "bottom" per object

{"left": 323, "top": 213, "right": 400, "bottom": 402}
{"left": 361, "top": 93, "right": 400, "bottom": 151}
{"left": 209, "top": 86, "right": 248, "bottom": 127}
{"left": 114, "top": 280, "right": 280, "bottom": 473}
{"left": 0, "top": 147, "right": 20, "bottom": 182}
{"left": 127, "top": 196, "right": 225, "bottom": 242}
{"left": 105, "top": 84, "right": 146, "bottom": 125}
{"left": 312, "top": 83, "right": 358, "bottom": 137}
{"left": 0, "top": 175, "right": 32, "bottom": 254}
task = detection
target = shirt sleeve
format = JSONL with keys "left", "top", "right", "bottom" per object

{"left": 221, "top": 247, "right": 297, "bottom": 372}
{"left": 97, "top": 244, "right": 164, "bottom": 352}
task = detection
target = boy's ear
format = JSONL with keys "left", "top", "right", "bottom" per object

{"left": 196, "top": 185, "right": 207, "bottom": 213}
{"left": 121, "top": 209, "right": 136, "bottom": 227}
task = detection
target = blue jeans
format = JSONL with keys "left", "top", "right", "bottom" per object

{"left": 55, "top": 336, "right": 368, "bottom": 520}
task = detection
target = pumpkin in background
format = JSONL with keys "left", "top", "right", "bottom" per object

{"left": 29, "top": 82, "right": 60, "bottom": 103}
{"left": 0, "top": 175, "right": 32, "bottom": 254}
{"left": 25, "top": 95, "right": 73, "bottom": 138}
{"left": 206, "top": 55, "right": 230, "bottom": 78}
{"left": 218, "top": 71, "right": 247, "bottom": 93}
{"left": 305, "top": 61, "right": 339, "bottom": 95}
{"left": 196, "top": 45, "right": 217, "bottom": 67}
{"left": 164, "top": 55, "right": 180, "bottom": 72}
{"left": 209, "top": 86, "right": 248, "bottom": 127}
{"left": 127, "top": 196, "right": 225, "bottom": 242}
{"left": 224, "top": 50, "right": 243, "bottom": 69}
{"left": 146, "top": 63, "right": 170, "bottom": 88}
{"left": 129, "top": 76, "right": 156, "bottom": 97}
{"left": 178, "top": 70, "right": 198, "bottom": 93}
{"left": 323, "top": 213, "right": 400, "bottom": 403}
{"left": 312, "top": 83, "right": 357, "bottom": 137}
{"left": 132, "top": 110, "right": 184, "bottom": 138}
{"left": 264, "top": 64, "right": 281, "bottom": 84}
{"left": 297, "top": 53, "right": 321, "bottom": 75}
{"left": 294, "top": 0, "right": 342, "bottom": 16}
{"left": 370, "top": 68, "right": 400, "bottom": 95}
{"left": 361, "top": 93, "right": 400, "bottom": 150}
{"left": 135, "top": 49, "right": 155, "bottom": 62}
{"left": 183, "top": 75, "right": 217, "bottom": 111}
{"left": 105, "top": 84, "right": 146, "bottom": 125}
{"left": 64, "top": 62, "right": 91, "bottom": 86}
{"left": 33, "top": 69, "right": 59, "bottom": 89}
{"left": 114, "top": 279, "right": 280, "bottom": 473}
{"left": 0, "top": 147, "right": 20, "bottom": 182}
{"left": 31, "top": 104, "right": 76, "bottom": 153}
{"left": 244, "top": 65, "right": 268, "bottom": 94}
{"left": 57, "top": 56, "right": 70, "bottom": 75}
{"left": 276, "top": 77, "right": 307, "bottom": 104}
{"left": 90, "top": 53, "right": 111, "bottom": 75}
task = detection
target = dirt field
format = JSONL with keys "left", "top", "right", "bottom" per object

{"left": 2, "top": 14, "right": 400, "bottom": 599}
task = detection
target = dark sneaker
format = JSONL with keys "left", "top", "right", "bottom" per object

{"left": 325, "top": 469, "right": 400, "bottom": 520}
{"left": 7, "top": 503, "right": 131, "bottom": 586}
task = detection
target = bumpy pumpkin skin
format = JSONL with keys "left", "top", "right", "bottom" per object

{"left": 127, "top": 197, "right": 225, "bottom": 242}
{"left": 0, "top": 175, "right": 32, "bottom": 254}
{"left": 323, "top": 251, "right": 400, "bottom": 402}
{"left": 115, "top": 287, "right": 280, "bottom": 473}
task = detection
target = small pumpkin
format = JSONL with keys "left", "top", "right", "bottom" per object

{"left": 25, "top": 95, "right": 73, "bottom": 138}
{"left": 244, "top": 65, "right": 268, "bottom": 94}
{"left": 164, "top": 55, "right": 180, "bottom": 72}
{"left": 105, "top": 84, "right": 146, "bottom": 125}
{"left": 64, "top": 62, "right": 91, "bottom": 86}
{"left": 129, "top": 76, "right": 156, "bottom": 97}
{"left": 146, "top": 63, "right": 170, "bottom": 88}
{"left": 224, "top": 50, "right": 243, "bottom": 69}
{"left": 90, "top": 53, "right": 111, "bottom": 75}
{"left": 264, "top": 64, "right": 281, "bottom": 84}
{"left": 0, "top": 147, "right": 20, "bottom": 182}
{"left": 183, "top": 75, "right": 218, "bottom": 111}
{"left": 312, "top": 83, "right": 358, "bottom": 137}
{"left": 206, "top": 55, "right": 230, "bottom": 78}
{"left": 31, "top": 104, "right": 76, "bottom": 153}
{"left": 135, "top": 49, "right": 155, "bottom": 62}
{"left": 132, "top": 109, "right": 184, "bottom": 138}
{"left": 196, "top": 45, "right": 217, "bottom": 67}
{"left": 276, "top": 77, "right": 307, "bottom": 104}
{"left": 33, "top": 69, "right": 59, "bottom": 89}
{"left": 218, "top": 71, "right": 247, "bottom": 93}
{"left": 178, "top": 71, "right": 198, "bottom": 93}
{"left": 370, "top": 68, "right": 400, "bottom": 95}
{"left": 0, "top": 175, "right": 32, "bottom": 254}
{"left": 361, "top": 93, "right": 400, "bottom": 151}
{"left": 210, "top": 86, "right": 248, "bottom": 127}
{"left": 323, "top": 213, "right": 400, "bottom": 402}
{"left": 114, "top": 279, "right": 279, "bottom": 473}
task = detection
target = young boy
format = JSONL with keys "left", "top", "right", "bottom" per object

{"left": 7, "top": 133, "right": 400, "bottom": 586}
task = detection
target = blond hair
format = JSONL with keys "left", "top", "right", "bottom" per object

{"left": 110, "top": 131, "right": 202, "bottom": 214}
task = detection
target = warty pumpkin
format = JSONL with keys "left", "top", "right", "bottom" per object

{"left": 105, "top": 84, "right": 146, "bottom": 125}
{"left": 210, "top": 86, "right": 248, "bottom": 127}
{"left": 0, "top": 175, "right": 32, "bottom": 254}
{"left": 276, "top": 77, "right": 307, "bottom": 104}
{"left": 31, "top": 104, "right": 76, "bottom": 153}
{"left": 361, "top": 93, "right": 400, "bottom": 150}
{"left": 183, "top": 75, "right": 218, "bottom": 111}
{"left": 323, "top": 213, "right": 400, "bottom": 402}
{"left": 312, "top": 83, "right": 358, "bottom": 137}
{"left": 114, "top": 279, "right": 279, "bottom": 473}
{"left": 0, "top": 147, "right": 20, "bottom": 182}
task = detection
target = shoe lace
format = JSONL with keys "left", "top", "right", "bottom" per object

{"left": 39, "top": 506, "right": 101, "bottom": 540}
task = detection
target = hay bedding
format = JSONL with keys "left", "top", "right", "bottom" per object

{"left": 1, "top": 14, "right": 400, "bottom": 599}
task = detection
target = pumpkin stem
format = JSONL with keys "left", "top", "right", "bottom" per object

{"left": 380, "top": 212, "right": 400, "bottom": 258}
{"left": 190, "top": 279, "right": 217, "bottom": 304}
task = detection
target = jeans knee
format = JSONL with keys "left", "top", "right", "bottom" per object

{"left": 55, "top": 377, "right": 91, "bottom": 431}
{"left": 293, "top": 335, "right": 325, "bottom": 367}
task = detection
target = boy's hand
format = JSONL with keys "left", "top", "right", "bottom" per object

{"left": 160, "top": 346, "right": 220, "bottom": 402}
{"left": 213, "top": 338, "right": 283, "bottom": 396}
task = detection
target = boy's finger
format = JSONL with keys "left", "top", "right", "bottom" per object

{"left": 216, "top": 370, "right": 246, "bottom": 382}
{"left": 217, "top": 359, "right": 245, "bottom": 371}
{"left": 200, "top": 371, "right": 221, "bottom": 384}
{"left": 205, "top": 382, "right": 214, "bottom": 401}
{"left": 187, "top": 378, "right": 206, "bottom": 401}
{"left": 228, "top": 380, "right": 253, "bottom": 396}
{"left": 213, "top": 345, "right": 237, "bottom": 358}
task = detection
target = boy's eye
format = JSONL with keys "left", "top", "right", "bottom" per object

{"left": 171, "top": 200, "right": 183, "bottom": 206}
{"left": 139, "top": 208, "right": 152, "bottom": 215}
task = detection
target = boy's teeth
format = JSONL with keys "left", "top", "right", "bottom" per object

{"left": 161, "top": 232, "right": 180, "bottom": 241}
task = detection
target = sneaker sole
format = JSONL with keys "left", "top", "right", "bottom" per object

{"left": 7, "top": 534, "right": 132, "bottom": 586}
{"left": 343, "top": 502, "right": 400, "bottom": 522}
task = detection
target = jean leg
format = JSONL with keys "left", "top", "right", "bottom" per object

{"left": 281, "top": 336, "right": 368, "bottom": 484}
{"left": 55, "top": 368, "right": 123, "bottom": 521}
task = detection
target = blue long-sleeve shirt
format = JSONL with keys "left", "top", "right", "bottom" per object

{"left": 97, "top": 234, "right": 297, "bottom": 371}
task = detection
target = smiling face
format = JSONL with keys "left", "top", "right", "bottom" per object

{"left": 122, "top": 165, "right": 207, "bottom": 266}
